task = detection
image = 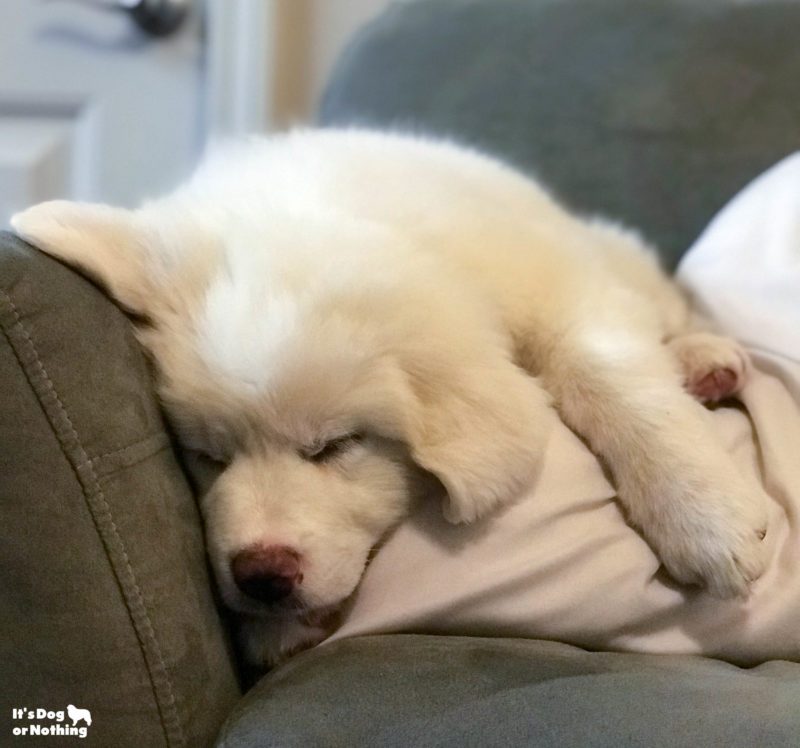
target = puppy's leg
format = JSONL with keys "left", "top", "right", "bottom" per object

{"left": 538, "top": 324, "right": 767, "bottom": 597}
{"left": 589, "top": 222, "right": 751, "bottom": 402}
{"left": 668, "top": 332, "right": 750, "bottom": 403}
{"left": 588, "top": 222, "right": 751, "bottom": 403}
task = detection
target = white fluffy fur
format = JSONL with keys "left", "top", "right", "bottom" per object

{"left": 11, "top": 129, "right": 768, "bottom": 666}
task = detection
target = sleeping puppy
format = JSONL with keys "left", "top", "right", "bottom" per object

{"left": 12, "top": 129, "right": 767, "bottom": 666}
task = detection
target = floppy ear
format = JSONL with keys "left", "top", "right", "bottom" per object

{"left": 11, "top": 200, "right": 153, "bottom": 313}
{"left": 405, "top": 359, "right": 554, "bottom": 524}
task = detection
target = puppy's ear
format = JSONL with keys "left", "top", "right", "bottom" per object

{"left": 406, "top": 360, "right": 553, "bottom": 524}
{"left": 11, "top": 200, "right": 153, "bottom": 314}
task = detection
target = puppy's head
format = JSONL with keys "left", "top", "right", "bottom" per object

{"left": 13, "top": 200, "right": 550, "bottom": 663}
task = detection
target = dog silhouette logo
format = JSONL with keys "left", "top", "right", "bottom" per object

{"left": 66, "top": 705, "right": 92, "bottom": 727}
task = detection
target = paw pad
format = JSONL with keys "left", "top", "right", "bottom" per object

{"left": 690, "top": 367, "right": 738, "bottom": 402}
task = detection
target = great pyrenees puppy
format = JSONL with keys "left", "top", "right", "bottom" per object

{"left": 12, "top": 129, "right": 767, "bottom": 665}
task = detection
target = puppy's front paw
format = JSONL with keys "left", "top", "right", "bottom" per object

{"left": 668, "top": 333, "right": 750, "bottom": 403}
{"left": 642, "top": 481, "right": 768, "bottom": 598}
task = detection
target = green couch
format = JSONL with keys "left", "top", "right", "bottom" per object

{"left": 2, "top": 1, "right": 799, "bottom": 745}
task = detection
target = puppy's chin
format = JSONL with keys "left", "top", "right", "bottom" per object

{"left": 224, "top": 592, "right": 302, "bottom": 619}
{"left": 239, "top": 605, "right": 343, "bottom": 668}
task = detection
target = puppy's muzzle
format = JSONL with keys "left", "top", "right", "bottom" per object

{"left": 231, "top": 545, "right": 303, "bottom": 604}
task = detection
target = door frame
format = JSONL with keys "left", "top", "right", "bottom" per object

{"left": 205, "top": 0, "right": 275, "bottom": 137}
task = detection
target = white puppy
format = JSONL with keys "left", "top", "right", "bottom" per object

{"left": 12, "top": 129, "right": 767, "bottom": 666}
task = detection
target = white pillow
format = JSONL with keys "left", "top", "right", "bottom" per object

{"left": 327, "top": 154, "right": 800, "bottom": 666}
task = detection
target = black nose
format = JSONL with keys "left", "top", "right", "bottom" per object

{"left": 230, "top": 545, "right": 302, "bottom": 603}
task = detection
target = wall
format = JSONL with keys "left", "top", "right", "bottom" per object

{"left": 272, "top": 0, "right": 419, "bottom": 126}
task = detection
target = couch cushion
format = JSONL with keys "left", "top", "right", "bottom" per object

{"left": 320, "top": 0, "right": 800, "bottom": 269}
{"left": 0, "top": 233, "right": 240, "bottom": 747}
{"left": 218, "top": 635, "right": 800, "bottom": 747}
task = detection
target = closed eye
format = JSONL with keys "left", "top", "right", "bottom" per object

{"left": 302, "top": 433, "right": 364, "bottom": 463}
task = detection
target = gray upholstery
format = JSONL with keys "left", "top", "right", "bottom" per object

{"left": 219, "top": 636, "right": 800, "bottom": 747}
{"left": 0, "top": 233, "right": 240, "bottom": 747}
{"left": 320, "top": 0, "right": 800, "bottom": 268}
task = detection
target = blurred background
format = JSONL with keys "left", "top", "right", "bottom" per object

{"left": 0, "top": 0, "right": 417, "bottom": 225}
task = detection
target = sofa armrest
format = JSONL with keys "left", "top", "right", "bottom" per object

{"left": 0, "top": 232, "right": 240, "bottom": 747}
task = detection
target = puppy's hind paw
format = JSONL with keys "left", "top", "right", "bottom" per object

{"left": 668, "top": 332, "right": 751, "bottom": 403}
